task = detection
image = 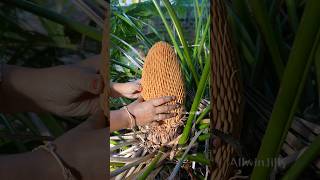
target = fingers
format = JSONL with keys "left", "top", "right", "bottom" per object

{"left": 128, "top": 82, "right": 142, "bottom": 93}
{"left": 151, "top": 96, "right": 176, "bottom": 106}
{"left": 126, "top": 82, "right": 141, "bottom": 99}
{"left": 65, "top": 97, "right": 100, "bottom": 117}
{"left": 131, "top": 92, "right": 141, "bottom": 99}
{"left": 135, "top": 96, "right": 144, "bottom": 103}
{"left": 111, "top": 82, "right": 142, "bottom": 99}
{"left": 155, "top": 104, "right": 180, "bottom": 114}
{"left": 76, "top": 73, "right": 104, "bottom": 94}
{"left": 133, "top": 83, "right": 142, "bottom": 92}
{"left": 153, "top": 103, "right": 180, "bottom": 121}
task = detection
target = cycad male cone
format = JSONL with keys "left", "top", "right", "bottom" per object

{"left": 140, "top": 41, "right": 186, "bottom": 148}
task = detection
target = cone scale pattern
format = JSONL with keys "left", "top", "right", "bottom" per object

{"left": 210, "top": 0, "right": 242, "bottom": 179}
{"left": 140, "top": 41, "right": 186, "bottom": 149}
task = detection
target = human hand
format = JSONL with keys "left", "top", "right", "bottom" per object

{"left": 110, "top": 80, "right": 142, "bottom": 99}
{"left": 1, "top": 56, "right": 104, "bottom": 117}
{"left": 0, "top": 111, "right": 108, "bottom": 180}
{"left": 54, "top": 110, "right": 107, "bottom": 180}
{"left": 127, "top": 96, "right": 180, "bottom": 126}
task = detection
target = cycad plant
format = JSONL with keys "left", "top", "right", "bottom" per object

{"left": 225, "top": 0, "right": 320, "bottom": 179}
{"left": 109, "top": 0, "right": 213, "bottom": 179}
{"left": 1, "top": 0, "right": 319, "bottom": 179}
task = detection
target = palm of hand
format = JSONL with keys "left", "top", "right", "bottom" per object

{"left": 112, "top": 81, "right": 141, "bottom": 99}
{"left": 31, "top": 65, "right": 102, "bottom": 117}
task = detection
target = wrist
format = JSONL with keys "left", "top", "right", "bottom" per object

{"left": 123, "top": 106, "right": 137, "bottom": 128}
{"left": 122, "top": 108, "right": 131, "bottom": 129}
{"left": 54, "top": 140, "right": 82, "bottom": 179}
{"left": 28, "top": 149, "right": 65, "bottom": 180}
{"left": 110, "top": 109, "right": 131, "bottom": 131}
{"left": 126, "top": 105, "right": 136, "bottom": 119}
{"left": 0, "top": 150, "right": 64, "bottom": 180}
{"left": 126, "top": 105, "right": 139, "bottom": 128}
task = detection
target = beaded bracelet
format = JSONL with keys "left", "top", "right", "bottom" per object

{"left": 33, "top": 142, "right": 76, "bottom": 180}
{"left": 122, "top": 105, "right": 138, "bottom": 130}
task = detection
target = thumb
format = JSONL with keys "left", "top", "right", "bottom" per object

{"left": 75, "top": 72, "right": 104, "bottom": 94}
{"left": 131, "top": 92, "right": 141, "bottom": 99}
{"left": 66, "top": 97, "right": 100, "bottom": 117}
{"left": 131, "top": 83, "right": 142, "bottom": 92}
{"left": 135, "top": 96, "right": 144, "bottom": 103}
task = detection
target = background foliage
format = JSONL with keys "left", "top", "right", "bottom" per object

{"left": 0, "top": 0, "right": 319, "bottom": 179}
{"left": 0, "top": 0, "right": 104, "bottom": 153}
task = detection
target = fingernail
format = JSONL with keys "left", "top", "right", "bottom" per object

{"left": 176, "top": 104, "right": 180, "bottom": 108}
{"left": 171, "top": 96, "right": 176, "bottom": 100}
{"left": 92, "top": 79, "right": 98, "bottom": 89}
{"left": 93, "top": 78, "right": 103, "bottom": 92}
{"left": 93, "top": 78, "right": 103, "bottom": 91}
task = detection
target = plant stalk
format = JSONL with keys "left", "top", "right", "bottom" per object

{"left": 179, "top": 55, "right": 210, "bottom": 145}
{"left": 250, "top": 0, "right": 320, "bottom": 178}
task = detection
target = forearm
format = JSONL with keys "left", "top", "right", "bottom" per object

{"left": 0, "top": 64, "right": 42, "bottom": 113}
{"left": 110, "top": 109, "right": 130, "bottom": 131}
{"left": 0, "top": 150, "right": 63, "bottom": 180}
